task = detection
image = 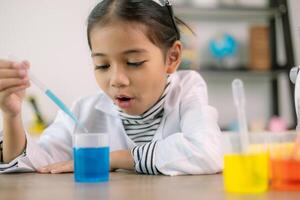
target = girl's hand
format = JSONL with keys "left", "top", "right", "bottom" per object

{"left": 37, "top": 160, "right": 74, "bottom": 174}
{"left": 36, "top": 159, "right": 117, "bottom": 174}
{"left": 0, "top": 60, "right": 30, "bottom": 117}
{"left": 37, "top": 150, "right": 134, "bottom": 174}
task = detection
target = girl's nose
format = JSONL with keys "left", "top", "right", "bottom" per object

{"left": 110, "top": 67, "right": 130, "bottom": 88}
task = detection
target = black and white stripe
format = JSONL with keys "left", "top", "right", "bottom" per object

{"left": 0, "top": 159, "right": 18, "bottom": 171}
{"left": 0, "top": 140, "right": 3, "bottom": 163}
{"left": 119, "top": 79, "right": 171, "bottom": 146}
{"left": 0, "top": 138, "right": 26, "bottom": 171}
{"left": 119, "top": 77, "right": 171, "bottom": 175}
{"left": 131, "top": 141, "right": 162, "bottom": 175}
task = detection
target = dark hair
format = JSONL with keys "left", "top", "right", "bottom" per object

{"left": 87, "top": 0, "right": 191, "bottom": 54}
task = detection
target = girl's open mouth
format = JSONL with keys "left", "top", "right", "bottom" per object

{"left": 115, "top": 96, "right": 134, "bottom": 109}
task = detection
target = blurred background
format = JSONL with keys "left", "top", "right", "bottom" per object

{"left": 0, "top": 0, "right": 299, "bottom": 134}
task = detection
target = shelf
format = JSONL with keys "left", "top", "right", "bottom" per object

{"left": 180, "top": 68, "right": 288, "bottom": 80}
{"left": 175, "top": 0, "right": 296, "bottom": 127}
{"left": 174, "top": 6, "right": 280, "bottom": 21}
{"left": 201, "top": 68, "right": 285, "bottom": 75}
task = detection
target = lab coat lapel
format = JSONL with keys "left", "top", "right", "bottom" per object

{"left": 94, "top": 92, "right": 119, "bottom": 117}
{"left": 94, "top": 92, "right": 136, "bottom": 147}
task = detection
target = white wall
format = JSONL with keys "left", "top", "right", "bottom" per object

{"left": 0, "top": 0, "right": 299, "bottom": 130}
{"left": 0, "top": 0, "right": 100, "bottom": 128}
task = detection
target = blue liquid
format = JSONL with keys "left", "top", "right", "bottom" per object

{"left": 73, "top": 147, "right": 110, "bottom": 183}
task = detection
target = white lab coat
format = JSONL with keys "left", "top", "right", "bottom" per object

{"left": 0, "top": 70, "right": 223, "bottom": 176}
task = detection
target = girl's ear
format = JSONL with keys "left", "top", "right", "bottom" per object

{"left": 166, "top": 41, "right": 182, "bottom": 74}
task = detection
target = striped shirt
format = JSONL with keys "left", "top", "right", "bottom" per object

{"left": 119, "top": 77, "right": 171, "bottom": 175}
{"left": 0, "top": 137, "right": 26, "bottom": 171}
{"left": 0, "top": 140, "right": 3, "bottom": 163}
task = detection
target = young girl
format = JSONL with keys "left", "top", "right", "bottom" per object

{"left": 0, "top": 0, "right": 222, "bottom": 176}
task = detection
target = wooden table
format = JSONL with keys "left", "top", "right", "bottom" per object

{"left": 1, "top": 172, "right": 300, "bottom": 200}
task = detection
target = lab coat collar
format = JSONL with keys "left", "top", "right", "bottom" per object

{"left": 94, "top": 73, "right": 180, "bottom": 118}
{"left": 94, "top": 92, "right": 119, "bottom": 117}
{"left": 163, "top": 74, "right": 180, "bottom": 116}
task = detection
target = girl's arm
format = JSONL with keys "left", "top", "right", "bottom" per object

{"left": 0, "top": 99, "right": 80, "bottom": 173}
{"left": 130, "top": 72, "right": 223, "bottom": 176}
{"left": 0, "top": 60, "right": 30, "bottom": 164}
{"left": 2, "top": 113, "right": 26, "bottom": 163}
{"left": 110, "top": 150, "right": 134, "bottom": 171}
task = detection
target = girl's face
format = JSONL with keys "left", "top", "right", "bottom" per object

{"left": 90, "top": 22, "right": 181, "bottom": 115}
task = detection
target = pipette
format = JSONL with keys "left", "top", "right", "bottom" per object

{"left": 289, "top": 66, "right": 300, "bottom": 158}
{"left": 28, "top": 72, "right": 88, "bottom": 133}
{"left": 232, "top": 79, "right": 249, "bottom": 153}
{"left": 7, "top": 55, "right": 87, "bottom": 132}
{"left": 290, "top": 66, "right": 300, "bottom": 131}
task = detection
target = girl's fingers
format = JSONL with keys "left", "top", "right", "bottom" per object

{"left": 51, "top": 162, "right": 74, "bottom": 174}
{"left": 0, "top": 78, "right": 29, "bottom": 91}
{"left": 37, "top": 163, "right": 59, "bottom": 173}
{"left": 22, "top": 60, "right": 30, "bottom": 69}
{"left": 36, "top": 166, "right": 50, "bottom": 173}
{"left": 12, "top": 62, "right": 25, "bottom": 69}
{"left": 0, "top": 59, "right": 30, "bottom": 69}
{"left": 0, "top": 68, "right": 28, "bottom": 79}
{"left": 0, "top": 59, "right": 13, "bottom": 69}
{"left": 1, "top": 84, "right": 30, "bottom": 97}
{"left": 37, "top": 161, "right": 74, "bottom": 174}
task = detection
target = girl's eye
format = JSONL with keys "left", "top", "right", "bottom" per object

{"left": 95, "top": 64, "right": 110, "bottom": 70}
{"left": 127, "top": 60, "right": 147, "bottom": 67}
